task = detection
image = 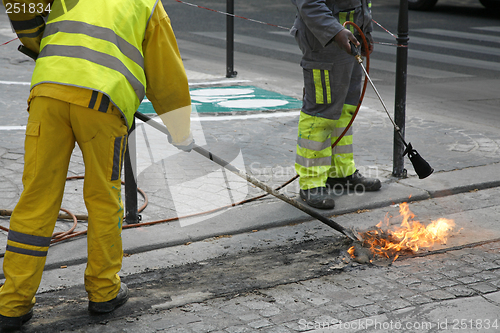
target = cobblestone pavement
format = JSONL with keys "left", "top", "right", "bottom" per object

{"left": 132, "top": 243, "right": 500, "bottom": 333}
{"left": 9, "top": 186, "right": 500, "bottom": 332}
{"left": 33, "top": 239, "right": 500, "bottom": 333}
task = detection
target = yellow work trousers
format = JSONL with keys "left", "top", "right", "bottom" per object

{"left": 0, "top": 96, "right": 128, "bottom": 317}
{"left": 295, "top": 106, "right": 356, "bottom": 190}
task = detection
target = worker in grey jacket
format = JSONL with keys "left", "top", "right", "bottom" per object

{"left": 291, "top": 0, "right": 381, "bottom": 210}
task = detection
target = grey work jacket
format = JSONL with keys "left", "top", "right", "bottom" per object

{"left": 291, "top": 0, "right": 372, "bottom": 68}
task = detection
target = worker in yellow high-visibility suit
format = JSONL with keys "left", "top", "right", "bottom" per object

{"left": 1, "top": 0, "right": 193, "bottom": 329}
{"left": 291, "top": 0, "right": 381, "bottom": 210}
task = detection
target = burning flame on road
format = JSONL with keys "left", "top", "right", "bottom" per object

{"left": 349, "top": 202, "right": 455, "bottom": 262}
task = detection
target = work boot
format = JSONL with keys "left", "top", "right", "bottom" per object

{"left": 0, "top": 308, "right": 33, "bottom": 332}
{"left": 299, "top": 187, "right": 335, "bottom": 209}
{"left": 327, "top": 170, "right": 381, "bottom": 192}
{"left": 88, "top": 283, "right": 129, "bottom": 314}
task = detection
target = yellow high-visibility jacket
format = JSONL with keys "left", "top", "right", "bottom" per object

{"left": 3, "top": 0, "right": 191, "bottom": 142}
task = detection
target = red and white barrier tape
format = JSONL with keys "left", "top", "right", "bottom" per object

{"left": 0, "top": 37, "right": 19, "bottom": 46}
{"left": 1, "top": 2, "right": 402, "bottom": 48}
{"left": 172, "top": 0, "right": 403, "bottom": 47}
{"left": 372, "top": 19, "right": 397, "bottom": 38}
{"left": 173, "top": 0, "right": 291, "bottom": 30}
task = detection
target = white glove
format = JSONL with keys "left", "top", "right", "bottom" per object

{"left": 158, "top": 105, "right": 193, "bottom": 152}
{"left": 170, "top": 131, "right": 194, "bottom": 152}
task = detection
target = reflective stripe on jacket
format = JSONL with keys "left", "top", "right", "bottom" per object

{"left": 30, "top": 0, "right": 159, "bottom": 129}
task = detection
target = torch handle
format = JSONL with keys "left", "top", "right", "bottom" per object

{"left": 18, "top": 45, "right": 38, "bottom": 61}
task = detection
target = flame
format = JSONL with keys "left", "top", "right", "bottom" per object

{"left": 358, "top": 202, "right": 455, "bottom": 261}
{"left": 347, "top": 246, "right": 355, "bottom": 257}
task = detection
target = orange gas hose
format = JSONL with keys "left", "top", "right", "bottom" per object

{"left": 0, "top": 172, "right": 295, "bottom": 247}
{"left": 330, "top": 21, "right": 370, "bottom": 149}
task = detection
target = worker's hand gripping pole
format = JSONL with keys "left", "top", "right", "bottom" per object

{"left": 134, "top": 112, "right": 361, "bottom": 241}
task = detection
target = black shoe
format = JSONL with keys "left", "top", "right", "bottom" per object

{"left": 327, "top": 170, "right": 381, "bottom": 192}
{"left": 0, "top": 308, "right": 33, "bottom": 331}
{"left": 299, "top": 187, "right": 335, "bottom": 209}
{"left": 88, "top": 283, "right": 129, "bottom": 314}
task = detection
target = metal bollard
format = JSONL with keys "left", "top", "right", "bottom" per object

{"left": 393, "top": 0, "right": 409, "bottom": 178}
{"left": 226, "top": 0, "right": 237, "bottom": 78}
{"left": 124, "top": 119, "right": 140, "bottom": 224}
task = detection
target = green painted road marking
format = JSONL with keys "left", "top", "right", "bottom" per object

{"left": 138, "top": 85, "right": 302, "bottom": 114}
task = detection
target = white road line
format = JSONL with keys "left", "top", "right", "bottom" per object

{"left": 369, "top": 59, "right": 472, "bottom": 79}
{"left": 375, "top": 44, "right": 500, "bottom": 72}
{"left": 2, "top": 106, "right": 378, "bottom": 129}
{"left": 268, "top": 31, "right": 293, "bottom": 37}
{"left": 471, "top": 26, "right": 500, "bottom": 33}
{"left": 194, "top": 110, "right": 300, "bottom": 121}
{"left": 189, "top": 79, "right": 251, "bottom": 86}
{"left": 413, "top": 28, "right": 500, "bottom": 44}
{"left": 0, "top": 79, "right": 249, "bottom": 87}
{"left": 372, "top": 31, "right": 500, "bottom": 57}
{"left": 0, "top": 126, "right": 26, "bottom": 130}
{"left": 139, "top": 105, "right": 371, "bottom": 122}
{"left": 136, "top": 111, "right": 301, "bottom": 124}
{"left": 0, "top": 111, "right": 303, "bottom": 131}
{"left": 0, "top": 80, "right": 30, "bottom": 85}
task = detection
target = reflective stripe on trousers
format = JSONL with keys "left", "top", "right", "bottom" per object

{"left": 330, "top": 104, "right": 356, "bottom": 178}
{"left": 312, "top": 69, "right": 332, "bottom": 105}
{"left": 0, "top": 96, "right": 128, "bottom": 317}
{"left": 295, "top": 108, "right": 356, "bottom": 190}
